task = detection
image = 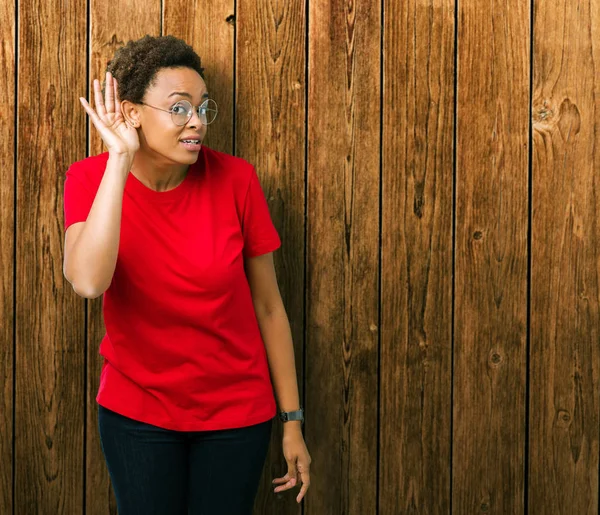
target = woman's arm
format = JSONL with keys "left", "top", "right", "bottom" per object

{"left": 244, "top": 251, "right": 311, "bottom": 503}
{"left": 244, "top": 252, "right": 302, "bottom": 433}
{"left": 64, "top": 154, "right": 131, "bottom": 298}
{"left": 63, "top": 72, "right": 139, "bottom": 299}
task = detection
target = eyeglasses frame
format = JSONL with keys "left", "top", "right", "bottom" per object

{"left": 140, "top": 98, "right": 218, "bottom": 126}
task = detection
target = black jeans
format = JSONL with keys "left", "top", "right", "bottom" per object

{"left": 98, "top": 404, "right": 272, "bottom": 515}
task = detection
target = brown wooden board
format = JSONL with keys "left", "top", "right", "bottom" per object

{"left": 529, "top": 0, "right": 600, "bottom": 511}
{"left": 0, "top": 0, "right": 15, "bottom": 512}
{"left": 86, "top": 2, "right": 160, "bottom": 513}
{"left": 305, "top": 0, "right": 380, "bottom": 512}
{"left": 380, "top": 0, "right": 455, "bottom": 512}
{"left": 235, "top": 0, "right": 306, "bottom": 513}
{"left": 453, "top": 0, "right": 530, "bottom": 512}
{"left": 15, "top": 0, "right": 87, "bottom": 511}
{"left": 164, "top": 0, "right": 235, "bottom": 154}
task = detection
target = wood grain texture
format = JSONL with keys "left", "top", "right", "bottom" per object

{"left": 453, "top": 0, "right": 529, "bottom": 513}
{"left": 164, "top": 0, "right": 235, "bottom": 154}
{"left": 0, "top": 0, "right": 15, "bottom": 512}
{"left": 529, "top": 0, "right": 600, "bottom": 511}
{"left": 16, "top": 0, "right": 87, "bottom": 512}
{"left": 380, "top": 0, "right": 454, "bottom": 513}
{"left": 87, "top": 2, "right": 160, "bottom": 513}
{"left": 306, "top": 0, "right": 380, "bottom": 513}
{"left": 234, "top": 1, "right": 306, "bottom": 513}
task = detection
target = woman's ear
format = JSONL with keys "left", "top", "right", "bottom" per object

{"left": 121, "top": 100, "right": 141, "bottom": 127}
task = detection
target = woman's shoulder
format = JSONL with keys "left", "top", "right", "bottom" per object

{"left": 65, "top": 152, "right": 110, "bottom": 188}
{"left": 201, "top": 146, "right": 255, "bottom": 183}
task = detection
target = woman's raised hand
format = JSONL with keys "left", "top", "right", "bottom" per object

{"left": 79, "top": 71, "right": 140, "bottom": 157}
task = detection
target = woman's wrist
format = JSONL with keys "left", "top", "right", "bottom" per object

{"left": 108, "top": 151, "right": 135, "bottom": 168}
{"left": 282, "top": 420, "right": 303, "bottom": 435}
{"left": 106, "top": 152, "right": 135, "bottom": 181}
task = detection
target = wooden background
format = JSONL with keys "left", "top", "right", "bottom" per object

{"left": 1, "top": 0, "right": 599, "bottom": 513}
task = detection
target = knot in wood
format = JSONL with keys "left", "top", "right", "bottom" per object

{"left": 533, "top": 98, "right": 555, "bottom": 124}
{"left": 556, "top": 409, "right": 571, "bottom": 428}
{"left": 488, "top": 350, "right": 503, "bottom": 367}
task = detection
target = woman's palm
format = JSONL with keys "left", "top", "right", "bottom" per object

{"left": 104, "top": 108, "right": 139, "bottom": 152}
{"left": 79, "top": 72, "right": 140, "bottom": 155}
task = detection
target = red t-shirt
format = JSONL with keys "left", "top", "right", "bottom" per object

{"left": 63, "top": 147, "right": 281, "bottom": 431}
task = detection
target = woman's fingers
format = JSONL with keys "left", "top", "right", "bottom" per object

{"left": 113, "top": 78, "right": 122, "bottom": 119}
{"left": 93, "top": 79, "right": 106, "bottom": 117}
{"left": 79, "top": 97, "right": 105, "bottom": 127}
{"left": 273, "top": 469, "right": 297, "bottom": 493}
{"left": 295, "top": 468, "right": 310, "bottom": 503}
{"left": 272, "top": 475, "right": 293, "bottom": 486}
{"left": 80, "top": 96, "right": 118, "bottom": 143}
{"left": 104, "top": 72, "right": 115, "bottom": 114}
{"left": 272, "top": 453, "right": 311, "bottom": 502}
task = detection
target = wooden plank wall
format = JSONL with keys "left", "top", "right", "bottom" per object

{"left": 530, "top": 0, "right": 600, "bottom": 512}
{"left": 306, "top": 1, "right": 380, "bottom": 514}
{"left": 381, "top": 0, "right": 454, "bottom": 512}
{"left": 454, "top": 0, "right": 530, "bottom": 511}
{"left": 0, "top": 0, "right": 15, "bottom": 513}
{"left": 15, "top": 0, "right": 87, "bottom": 513}
{"left": 2, "top": 0, "right": 599, "bottom": 513}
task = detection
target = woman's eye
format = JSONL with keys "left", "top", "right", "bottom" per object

{"left": 171, "top": 105, "right": 187, "bottom": 114}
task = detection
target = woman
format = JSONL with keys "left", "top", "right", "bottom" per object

{"left": 63, "top": 35, "right": 311, "bottom": 514}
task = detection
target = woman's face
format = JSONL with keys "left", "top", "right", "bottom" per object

{"left": 132, "top": 67, "right": 209, "bottom": 166}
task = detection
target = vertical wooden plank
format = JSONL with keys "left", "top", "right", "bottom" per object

{"left": 453, "top": 0, "right": 529, "bottom": 512}
{"left": 530, "top": 0, "right": 600, "bottom": 511}
{"left": 164, "top": 0, "right": 235, "bottom": 154}
{"left": 0, "top": 0, "right": 15, "bottom": 512}
{"left": 87, "top": 2, "right": 160, "bottom": 513}
{"left": 16, "top": 0, "right": 86, "bottom": 511}
{"left": 235, "top": 1, "right": 306, "bottom": 513}
{"left": 380, "top": 0, "right": 455, "bottom": 512}
{"left": 305, "top": 0, "right": 380, "bottom": 513}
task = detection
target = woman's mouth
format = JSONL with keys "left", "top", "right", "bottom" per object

{"left": 180, "top": 139, "right": 202, "bottom": 151}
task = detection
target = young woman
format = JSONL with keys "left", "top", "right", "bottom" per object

{"left": 63, "top": 35, "right": 311, "bottom": 514}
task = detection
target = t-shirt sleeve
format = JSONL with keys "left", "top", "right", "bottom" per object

{"left": 63, "top": 162, "right": 96, "bottom": 231}
{"left": 241, "top": 166, "right": 281, "bottom": 258}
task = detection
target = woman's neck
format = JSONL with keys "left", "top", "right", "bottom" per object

{"left": 129, "top": 151, "right": 189, "bottom": 192}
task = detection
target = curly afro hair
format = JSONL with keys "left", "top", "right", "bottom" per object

{"left": 105, "top": 35, "right": 205, "bottom": 104}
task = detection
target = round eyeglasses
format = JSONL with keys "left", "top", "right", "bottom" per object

{"left": 141, "top": 98, "right": 218, "bottom": 126}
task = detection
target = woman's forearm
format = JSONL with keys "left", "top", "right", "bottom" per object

{"left": 257, "top": 308, "right": 303, "bottom": 433}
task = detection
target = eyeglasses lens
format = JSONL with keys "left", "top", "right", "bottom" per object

{"left": 172, "top": 99, "right": 218, "bottom": 126}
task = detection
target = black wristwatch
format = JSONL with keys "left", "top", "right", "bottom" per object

{"left": 279, "top": 408, "right": 304, "bottom": 424}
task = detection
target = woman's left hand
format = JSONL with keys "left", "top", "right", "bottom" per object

{"left": 272, "top": 427, "right": 311, "bottom": 503}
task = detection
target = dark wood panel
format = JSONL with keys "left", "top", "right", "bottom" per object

{"left": 305, "top": 0, "right": 380, "bottom": 513}
{"left": 453, "top": 0, "right": 530, "bottom": 512}
{"left": 164, "top": 0, "right": 235, "bottom": 154}
{"left": 380, "top": 0, "right": 455, "bottom": 512}
{"left": 16, "top": 0, "right": 87, "bottom": 512}
{"left": 0, "top": 0, "right": 15, "bottom": 512}
{"left": 235, "top": 1, "right": 306, "bottom": 513}
{"left": 529, "top": 0, "right": 600, "bottom": 511}
{"left": 87, "top": 2, "right": 161, "bottom": 513}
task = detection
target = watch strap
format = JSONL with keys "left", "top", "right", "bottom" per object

{"left": 279, "top": 408, "right": 304, "bottom": 423}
